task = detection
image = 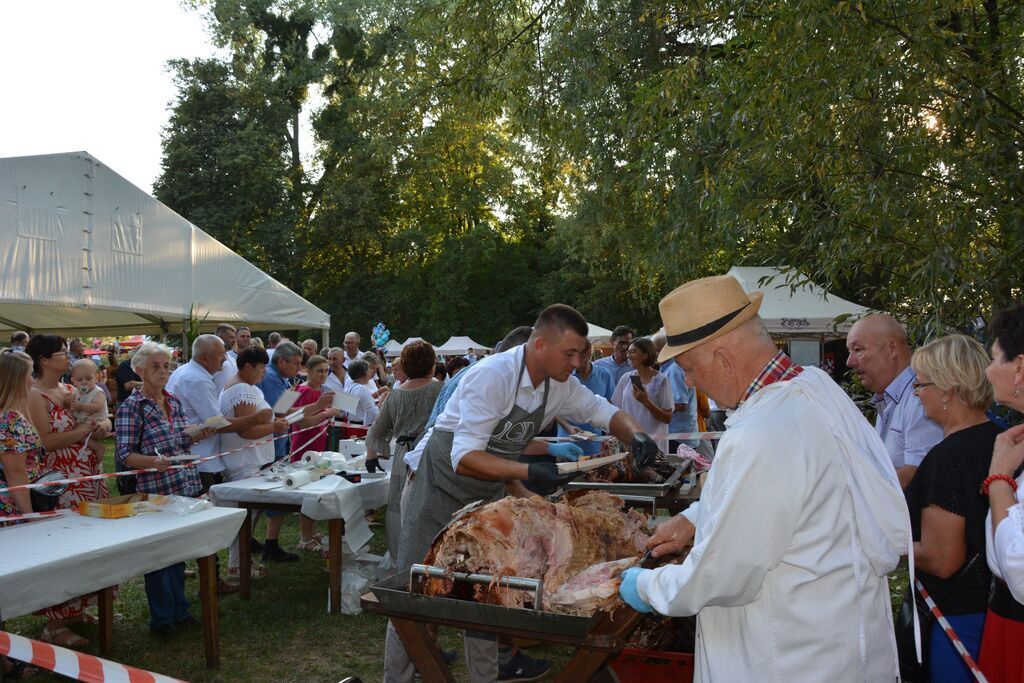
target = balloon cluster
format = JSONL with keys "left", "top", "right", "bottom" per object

{"left": 371, "top": 322, "right": 391, "bottom": 349}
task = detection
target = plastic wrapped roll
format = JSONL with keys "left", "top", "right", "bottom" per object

{"left": 283, "top": 470, "right": 314, "bottom": 490}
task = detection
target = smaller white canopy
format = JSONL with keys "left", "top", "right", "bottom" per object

{"left": 434, "top": 336, "right": 490, "bottom": 356}
{"left": 727, "top": 266, "right": 871, "bottom": 336}
{"left": 400, "top": 337, "right": 432, "bottom": 349}
{"left": 587, "top": 322, "right": 613, "bottom": 343}
{"left": 382, "top": 339, "right": 403, "bottom": 357}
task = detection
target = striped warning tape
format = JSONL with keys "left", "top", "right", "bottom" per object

{"left": 0, "top": 630, "right": 186, "bottom": 682}
{"left": 914, "top": 579, "right": 988, "bottom": 682}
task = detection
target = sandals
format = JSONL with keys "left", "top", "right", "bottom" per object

{"left": 40, "top": 625, "right": 89, "bottom": 649}
{"left": 297, "top": 537, "right": 324, "bottom": 553}
{"left": 225, "top": 561, "right": 267, "bottom": 582}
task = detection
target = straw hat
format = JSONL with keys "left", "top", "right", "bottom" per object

{"left": 657, "top": 275, "right": 764, "bottom": 363}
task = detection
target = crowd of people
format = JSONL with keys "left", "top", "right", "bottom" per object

{"left": 1, "top": 286, "right": 1024, "bottom": 683}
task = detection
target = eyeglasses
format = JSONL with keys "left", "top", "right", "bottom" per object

{"left": 912, "top": 381, "right": 934, "bottom": 391}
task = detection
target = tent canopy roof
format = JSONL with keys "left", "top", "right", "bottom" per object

{"left": 586, "top": 322, "right": 614, "bottom": 343}
{"left": 434, "top": 336, "right": 490, "bottom": 356}
{"left": 0, "top": 151, "right": 329, "bottom": 337}
{"left": 727, "top": 266, "right": 870, "bottom": 336}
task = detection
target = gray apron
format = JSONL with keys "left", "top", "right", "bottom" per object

{"left": 397, "top": 358, "right": 550, "bottom": 573}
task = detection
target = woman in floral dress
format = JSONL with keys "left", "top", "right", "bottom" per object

{"left": 0, "top": 350, "right": 44, "bottom": 519}
{"left": 25, "top": 334, "right": 108, "bottom": 648}
{"left": 26, "top": 335, "right": 108, "bottom": 508}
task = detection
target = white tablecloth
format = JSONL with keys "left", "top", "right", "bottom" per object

{"left": 208, "top": 472, "right": 389, "bottom": 551}
{"left": 0, "top": 506, "right": 245, "bottom": 619}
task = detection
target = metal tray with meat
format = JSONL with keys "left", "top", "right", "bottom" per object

{"left": 368, "top": 491, "right": 650, "bottom": 637}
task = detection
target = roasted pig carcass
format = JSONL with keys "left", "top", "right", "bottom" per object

{"left": 420, "top": 491, "right": 649, "bottom": 615}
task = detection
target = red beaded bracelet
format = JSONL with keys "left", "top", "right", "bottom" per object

{"left": 981, "top": 474, "right": 1019, "bottom": 496}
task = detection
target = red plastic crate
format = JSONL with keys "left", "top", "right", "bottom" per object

{"left": 608, "top": 648, "right": 694, "bottom": 683}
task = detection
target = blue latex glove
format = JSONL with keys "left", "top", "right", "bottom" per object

{"left": 548, "top": 442, "right": 584, "bottom": 462}
{"left": 619, "top": 567, "right": 654, "bottom": 613}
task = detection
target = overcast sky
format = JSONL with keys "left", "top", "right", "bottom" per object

{"left": 0, "top": 1, "right": 218, "bottom": 193}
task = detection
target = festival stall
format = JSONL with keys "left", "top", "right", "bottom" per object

{"left": 726, "top": 266, "right": 871, "bottom": 370}
{"left": 433, "top": 336, "right": 491, "bottom": 357}
{"left": 0, "top": 151, "right": 330, "bottom": 345}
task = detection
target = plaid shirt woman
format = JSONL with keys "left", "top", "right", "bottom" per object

{"left": 114, "top": 388, "right": 200, "bottom": 497}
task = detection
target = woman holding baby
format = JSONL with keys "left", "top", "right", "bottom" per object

{"left": 23, "top": 334, "right": 111, "bottom": 648}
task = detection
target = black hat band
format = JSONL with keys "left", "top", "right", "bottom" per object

{"left": 664, "top": 302, "right": 750, "bottom": 347}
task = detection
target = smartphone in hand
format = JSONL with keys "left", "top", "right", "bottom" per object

{"left": 630, "top": 375, "right": 644, "bottom": 391}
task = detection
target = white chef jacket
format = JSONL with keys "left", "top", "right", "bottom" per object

{"left": 166, "top": 360, "right": 223, "bottom": 473}
{"left": 403, "top": 345, "right": 619, "bottom": 472}
{"left": 986, "top": 471, "right": 1024, "bottom": 604}
{"left": 637, "top": 367, "right": 904, "bottom": 683}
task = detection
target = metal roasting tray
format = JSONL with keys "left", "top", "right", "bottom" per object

{"left": 368, "top": 568, "right": 603, "bottom": 638}
{"left": 565, "top": 462, "right": 686, "bottom": 498}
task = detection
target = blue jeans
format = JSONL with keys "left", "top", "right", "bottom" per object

{"left": 143, "top": 562, "right": 189, "bottom": 629}
{"left": 929, "top": 611, "right": 985, "bottom": 683}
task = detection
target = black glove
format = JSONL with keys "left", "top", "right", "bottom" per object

{"left": 527, "top": 462, "right": 582, "bottom": 495}
{"left": 365, "top": 458, "right": 381, "bottom": 474}
{"left": 631, "top": 432, "right": 660, "bottom": 468}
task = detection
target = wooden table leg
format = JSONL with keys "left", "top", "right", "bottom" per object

{"left": 239, "top": 506, "right": 253, "bottom": 601}
{"left": 328, "top": 518, "right": 343, "bottom": 614}
{"left": 391, "top": 617, "right": 455, "bottom": 683}
{"left": 96, "top": 586, "right": 114, "bottom": 656}
{"left": 196, "top": 554, "right": 220, "bottom": 668}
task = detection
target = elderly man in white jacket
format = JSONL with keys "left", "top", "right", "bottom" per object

{"left": 620, "top": 275, "right": 909, "bottom": 682}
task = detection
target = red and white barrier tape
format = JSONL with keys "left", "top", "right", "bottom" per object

{"left": 0, "top": 509, "right": 75, "bottom": 524}
{"left": 0, "top": 630, "right": 186, "bottom": 683}
{"left": 914, "top": 579, "right": 988, "bottom": 682}
{"left": 0, "top": 419, "right": 331, "bottom": 495}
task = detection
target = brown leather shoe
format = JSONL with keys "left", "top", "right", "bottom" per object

{"left": 217, "top": 579, "right": 239, "bottom": 596}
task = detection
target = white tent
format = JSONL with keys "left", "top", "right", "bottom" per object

{"left": 382, "top": 339, "right": 403, "bottom": 357}
{"left": 0, "top": 152, "right": 330, "bottom": 340}
{"left": 727, "top": 266, "right": 870, "bottom": 337}
{"left": 399, "top": 336, "right": 432, "bottom": 349}
{"left": 434, "top": 336, "right": 490, "bottom": 356}
{"left": 586, "top": 322, "right": 613, "bottom": 343}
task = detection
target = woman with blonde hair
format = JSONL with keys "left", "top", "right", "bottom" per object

{"left": 0, "top": 351, "right": 45, "bottom": 520}
{"left": 902, "top": 334, "right": 999, "bottom": 682}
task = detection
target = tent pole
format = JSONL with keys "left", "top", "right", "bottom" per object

{"left": 182, "top": 319, "right": 190, "bottom": 361}
{"left": 322, "top": 328, "right": 329, "bottom": 351}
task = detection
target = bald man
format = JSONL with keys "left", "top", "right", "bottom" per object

{"left": 846, "top": 313, "right": 942, "bottom": 487}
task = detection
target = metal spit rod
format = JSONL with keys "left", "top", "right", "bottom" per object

{"left": 409, "top": 564, "right": 545, "bottom": 613}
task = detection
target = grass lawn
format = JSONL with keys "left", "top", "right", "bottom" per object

{"left": 5, "top": 441, "right": 910, "bottom": 682}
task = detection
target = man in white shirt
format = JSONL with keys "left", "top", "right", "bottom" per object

{"left": 324, "top": 347, "right": 347, "bottom": 394}
{"left": 847, "top": 313, "right": 943, "bottom": 488}
{"left": 385, "top": 305, "right": 657, "bottom": 683}
{"left": 213, "top": 324, "right": 239, "bottom": 393}
{"left": 342, "top": 332, "right": 361, "bottom": 367}
{"left": 167, "top": 334, "right": 270, "bottom": 489}
{"left": 266, "top": 332, "right": 281, "bottom": 361}
{"left": 619, "top": 275, "right": 908, "bottom": 683}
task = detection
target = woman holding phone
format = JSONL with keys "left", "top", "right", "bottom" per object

{"left": 612, "top": 337, "right": 673, "bottom": 452}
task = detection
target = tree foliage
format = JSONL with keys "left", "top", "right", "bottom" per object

{"left": 156, "top": 0, "right": 1024, "bottom": 343}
